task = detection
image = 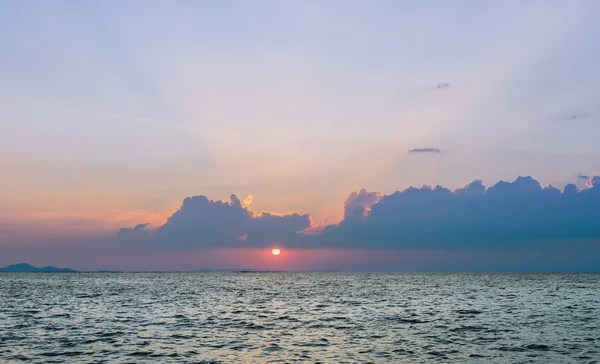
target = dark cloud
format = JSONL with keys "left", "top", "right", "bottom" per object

{"left": 578, "top": 173, "right": 590, "bottom": 180}
{"left": 321, "top": 176, "right": 600, "bottom": 250}
{"left": 120, "top": 175, "right": 600, "bottom": 254}
{"left": 149, "top": 194, "right": 311, "bottom": 249}
{"left": 563, "top": 112, "right": 592, "bottom": 120}
{"left": 408, "top": 148, "right": 441, "bottom": 154}
{"left": 117, "top": 223, "right": 149, "bottom": 238}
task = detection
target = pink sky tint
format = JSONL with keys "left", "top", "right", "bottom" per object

{"left": 3, "top": 244, "right": 597, "bottom": 272}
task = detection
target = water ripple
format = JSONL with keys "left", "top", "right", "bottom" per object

{"left": 1, "top": 272, "right": 599, "bottom": 363}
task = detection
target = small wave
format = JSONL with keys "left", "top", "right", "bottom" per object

{"left": 11, "top": 324, "right": 30, "bottom": 330}
{"left": 81, "top": 338, "right": 100, "bottom": 344}
{"left": 496, "top": 346, "right": 525, "bottom": 352}
{"left": 128, "top": 351, "right": 153, "bottom": 357}
{"left": 497, "top": 343, "right": 552, "bottom": 352}
{"left": 450, "top": 325, "right": 486, "bottom": 332}
{"left": 391, "top": 317, "right": 432, "bottom": 324}
{"left": 523, "top": 344, "right": 551, "bottom": 351}
{"left": 149, "top": 352, "right": 179, "bottom": 358}
{"left": 455, "top": 309, "right": 483, "bottom": 315}
{"left": 468, "top": 353, "right": 489, "bottom": 358}
{"left": 320, "top": 316, "right": 348, "bottom": 322}
{"left": 43, "top": 325, "right": 62, "bottom": 331}
{"left": 295, "top": 340, "right": 330, "bottom": 348}
{"left": 75, "top": 293, "right": 102, "bottom": 298}
{"left": 263, "top": 343, "right": 282, "bottom": 352}
{"left": 41, "top": 351, "right": 85, "bottom": 357}
{"left": 392, "top": 348, "right": 414, "bottom": 354}
{"left": 171, "top": 334, "right": 196, "bottom": 339}
{"left": 49, "top": 313, "right": 71, "bottom": 318}
{"left": 277, "top": 315, "right": 300, "bottom": 322}
{"left": 9, "top": 354, "right": 32, "bottom": 361}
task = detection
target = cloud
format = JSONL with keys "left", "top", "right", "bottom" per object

{"left": 436, "top": 82, "right": 450, "bottom": 89}
{"left": 343, "top": 189, "right": 382, "bottom": 221}
{"left": 321, "top": 176, "right": 600, "bottom": 250}
{"left": 408, "top": 148, "right": 441, "bottom": 154}
{"left": 563, "top": 111, "right": 592, "bottom": 120}
{"left": 149, "top": 194, "right": 311, "bottom": 249}
{"left": 119, "top": 175, "right": 600, "bottom": 253}
{"left": 578, "top": 173, "right": 590, "bottom": 180}
{"left": 586, "top": 176, "right": 600, "bottom": 189}
{"left": 454, "top": 180, "right": 486, "bottom": 196}
{"left": 242, "top": 195, "right": 254, "bottom": 207}
{"left": 117, "top": 223, "right": 149, "bottom": 238}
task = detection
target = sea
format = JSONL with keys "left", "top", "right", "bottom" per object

{"left": 0, "top": 273, "right": 598, "bottom": 363}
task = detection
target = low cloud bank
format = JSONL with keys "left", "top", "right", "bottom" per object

{"left": 120, "top": 175, "right": 600, "bottom": 251}
{"left": 147, "top": 195, "right": 310, "bottom": 249}
{"left": 322, "top": 176, "right": 600, "bottom": 249}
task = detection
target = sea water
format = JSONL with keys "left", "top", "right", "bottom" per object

{"left": 1, "top": 273, "right": 598, "bottom": 363}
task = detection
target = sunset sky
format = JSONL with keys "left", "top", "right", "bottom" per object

{"left": 1, "top": 1, "right": 600, "bottom": 271}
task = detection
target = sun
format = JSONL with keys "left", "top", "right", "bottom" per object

{"left": 271, "top": 248, "right": 281, "bottom": 256}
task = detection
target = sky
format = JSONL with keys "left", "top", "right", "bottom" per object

{"left": 1, "top": 1, "right": 600, "bottom": 271}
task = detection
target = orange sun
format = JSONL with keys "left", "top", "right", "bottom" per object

{"left": 271, "top": 248, "right": 281, "bottom": 256}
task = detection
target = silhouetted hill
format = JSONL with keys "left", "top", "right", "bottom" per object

{"left": 0, "top": 263, "right": 78, "bottom": 272}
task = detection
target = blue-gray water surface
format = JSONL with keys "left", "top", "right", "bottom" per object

{"left": 1, "top": 273, "right": 599, "bottom": 363}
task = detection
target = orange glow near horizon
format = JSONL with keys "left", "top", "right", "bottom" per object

{"left": 271, "top": 248, "right": 281, "bottom": 256}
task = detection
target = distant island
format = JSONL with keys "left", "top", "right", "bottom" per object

{"left": 0, "top": 263, "right": 78, "bottom": 273}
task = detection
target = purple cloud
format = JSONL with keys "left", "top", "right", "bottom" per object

{"left": 408, "top": 148, "right": 441, "bottom": 154}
